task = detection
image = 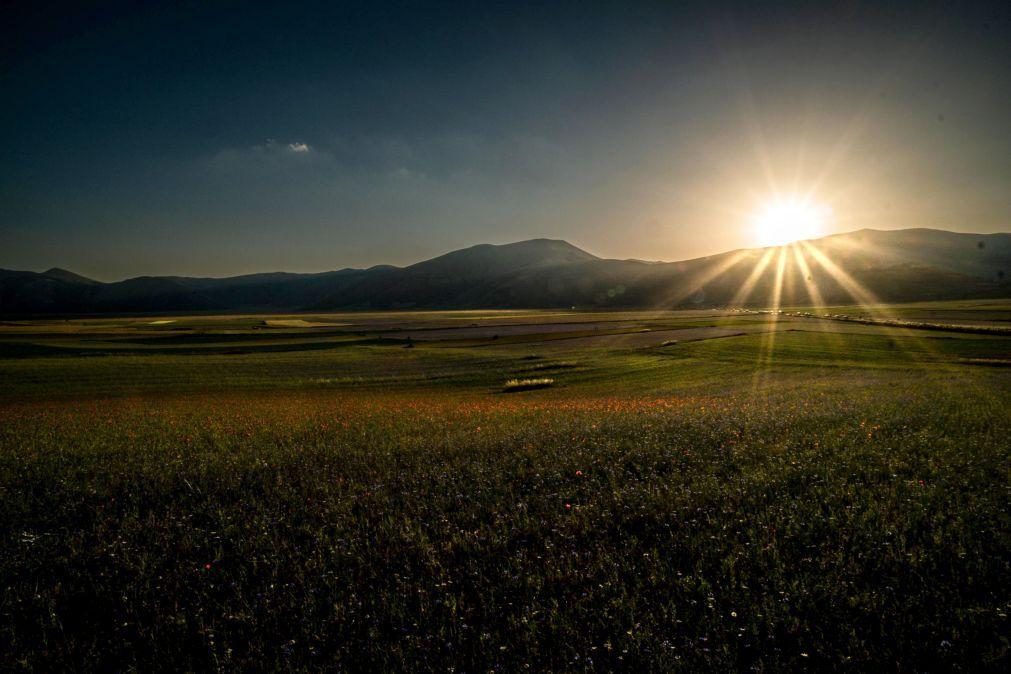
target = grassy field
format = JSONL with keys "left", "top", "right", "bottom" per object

{"left": 1, "top": 302, "right": 1009, "bottom": 671}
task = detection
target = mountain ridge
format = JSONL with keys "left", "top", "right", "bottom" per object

{"left": 2, "top": 228, "right": 1008, "bottom": 314}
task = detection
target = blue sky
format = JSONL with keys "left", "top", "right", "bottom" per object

{"left": 2, "top": 1, "right": 1009, "bottom": 279}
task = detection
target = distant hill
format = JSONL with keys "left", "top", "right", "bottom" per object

{"left": 2, "top": 229, "right": 1008, "bottom": 314}
{"left": 814, "top": 229, "right": 1010, "bottom": 282}
{"left": 42, "top": 268, "right": 99, "bottom": 285}
{"left": 409, "top": 239, "right": 597, "bottom": 277}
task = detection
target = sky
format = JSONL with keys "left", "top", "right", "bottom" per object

{"left": 2, "top": 0, "right": 1009, "bottom": 280}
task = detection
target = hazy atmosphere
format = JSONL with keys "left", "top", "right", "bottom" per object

{"left": 3, "top": 0, "right": 1009, "bottom": 279}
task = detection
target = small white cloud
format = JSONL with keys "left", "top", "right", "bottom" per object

{"left": 202, "top": 139, "right": 328, "bottom": 176}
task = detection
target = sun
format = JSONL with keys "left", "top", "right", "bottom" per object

{"left": 751, "top": 197, "right": 831, "bottom": 247}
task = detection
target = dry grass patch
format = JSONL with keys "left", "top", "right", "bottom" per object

{"left": 502, "top": 378, "right": 555, "bottom": 392}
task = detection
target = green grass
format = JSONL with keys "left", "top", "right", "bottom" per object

{"left": 1, "top": 308, "right": 1009, "bottom": 671}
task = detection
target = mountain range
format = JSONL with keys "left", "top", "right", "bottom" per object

{"left": 1, "top": 228, "right": 1008, "bottom": 315}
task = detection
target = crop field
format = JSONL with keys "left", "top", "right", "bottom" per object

{"left": 1, "top": 301, "right": 1009, "bottom": 671}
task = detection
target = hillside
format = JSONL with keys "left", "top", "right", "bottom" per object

{"left": 1, "top": 229, "right": 1008, "bottom": 314}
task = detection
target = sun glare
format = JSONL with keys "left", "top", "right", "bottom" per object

{"left": 751, "top": 197, "right": 831, "bottom": 247}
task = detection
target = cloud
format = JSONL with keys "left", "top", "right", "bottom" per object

{"left": 257, "top": 139, "right": 312, "bottom": 154}
{"left": 203, "top": 139, "right": 328, "bottom": 174}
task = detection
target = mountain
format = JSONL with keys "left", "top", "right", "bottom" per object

{"left": 407, "top": 239, "right": 598, "bottom": 277}
{"left": 311, "top": 239, "right": 600, "bottom": 309}
{"left": 813, "top": 229, "right": 1010, "bottom": 282}
{"left": 42, "top": 268, "right": 99, "bottom": 285}
{"left": 1, "top": 229, "right": 1008, "bottom": 315}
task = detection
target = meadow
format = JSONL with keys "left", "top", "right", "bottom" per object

{"left": 1, "top": 302, "right": 1009, "bottom": 671}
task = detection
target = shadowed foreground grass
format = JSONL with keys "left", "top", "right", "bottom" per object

{"left": 2, "top": 369, "right": 1009, "bottom": 671}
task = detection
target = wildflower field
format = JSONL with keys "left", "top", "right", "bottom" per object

{"left": 1, "top": 304, "right": 1009, "bottom": 671}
